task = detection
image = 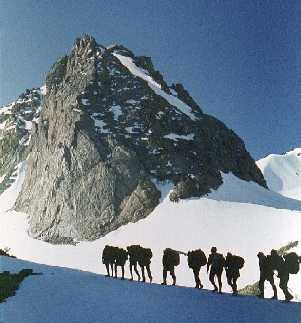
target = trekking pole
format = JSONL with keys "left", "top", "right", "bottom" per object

{"left": 173, "top": 250, "right": 188, "bottom": 256}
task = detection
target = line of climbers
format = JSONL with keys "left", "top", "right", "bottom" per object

{"left": 102, "top": 245, "right": 300, "bottom": 301}
{"left": 102, "top": 245, "right": 153, "bottom": 283}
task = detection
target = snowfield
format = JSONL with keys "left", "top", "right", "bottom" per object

{"left": 1, "top": 256, "right": 300, "bottom": 323}
{"left": 0, "top": 161, "right": 301, "bottom": 308}
{"left": 257, "top": 148, "right": 301, "bottom": 201}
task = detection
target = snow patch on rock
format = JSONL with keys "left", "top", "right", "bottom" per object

{"left": 164, "top": 133, "right": 195, "bottom": 141}
{"left": 110, "top": 105, "right": 123, "bottom": 121}
{"left": 113, "top": 53, "right": 198, "bottom": 121}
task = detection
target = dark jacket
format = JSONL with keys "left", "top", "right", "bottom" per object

{"left": 258, "top": 255, "right": 274, "bottom": 279}
{"left": 115, "top": 248, "right": 128, "bottom": 266}
{"left": 138, "top": 248, "right": 152, "bottom": 266}
{"left": 207, "top": 253, "right": 225, "bottom": 272}
{"left": 102, "top": 246, "right": 115, "bottom": 264}
{"left": 162, "top": 249, "right": 180, "bottom": 269}
{"left": 127, "top": 245, "right": 141, "bottom": 263}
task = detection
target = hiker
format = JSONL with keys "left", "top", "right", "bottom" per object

{"left": 127, "top": 245, "right": 141, "bottom": 281}
{"left": 114, "top": 247, "right": 128, "bottom": 280}
{"left": 280, "top": 253, "right": 301, "bottom": 301}
{"left": 102, "top": 245, "right": 115, "bottom": 277}
{"left": 224, "top": 252, "right": 245, "bottom": 295}
{"left": 270, "top": 249, "right": 300, "bottom": 302}
{"left": 138, "top": 247, "right": 153, "bottom": 283}
{"left": 257, "top": 252, "right": 277, "bottom": 299}
{"left": 187, "top": 249, "right": 207, "bottom": 289}
{"left": 207, "top": 247, "right": 225, "bottom": 293}
{"left": 161, "top": 248, "right": 180, "bottom": 286}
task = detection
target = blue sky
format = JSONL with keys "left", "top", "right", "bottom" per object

{"left": 0, "top": 0, "right": 300, "bottom": 159}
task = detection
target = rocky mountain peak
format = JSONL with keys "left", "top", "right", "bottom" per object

{"left": 3, "top": 35, "right": 267, "bottom": 243}
{"left": 73, "top": 34, "right": 99, "bottom": 54}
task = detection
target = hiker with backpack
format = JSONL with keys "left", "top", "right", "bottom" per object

{"left": 161, "top": 248, "right": 180, "bottom": 286}
{"left": 127, "top": 245, "right": 141, "bottom": 281}
{"left": 224, "top": 252, "right": 244, "bottom": 295}
{"left": 187, "top": 249, "right": 207, "bottom": 289}
{"left": 137, "top": 247, "right": 153, "bottom": 283}
{"left": 257, "top": 252, "right": 278, "bottom": 299}
{"left": 270, "top": 249, "right": 300, "bottom": 302}
{"left": 102, "top": 245, "right": 115, "bottom": 277}
{"left": 114, "top": 247, "right": 128, "bottom": 280}
{"left": 207, "top": 247, "right": 225, "bottom": 293}
{"left": 280, "top": 252, "right": 300, "bottom": 301}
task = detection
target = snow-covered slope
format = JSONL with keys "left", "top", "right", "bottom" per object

{"left": 1, "top": 256, "right": 300, "bottom": 323}
{"left": 0, "top": 162, "right": 26, "bottom": 212}
{"left": 257, "top": 148, "right": 301, "bottom": 201}
{"left": 0, "top": 160, "right": 301, "bottom": 302}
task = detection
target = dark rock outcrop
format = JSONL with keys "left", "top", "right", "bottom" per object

{"left": 9, "top": 35, "right": 266, "bottom": 243}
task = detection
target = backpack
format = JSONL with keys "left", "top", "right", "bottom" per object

{"left": 164, "top": 248, "right": 180, "bottom": 267}
{"left": 232, "top": 255, "right": 245, "bottom": 269}
{"left": 188, "top": 249, "right": 207, "bottom": 268}
{"left": 284, "top": 252, "right": 299, "bottom": 274}
{"left": 127, "top": 245, "right": 141, "bottom": 256}
{"left": 102, "top": 246, "right": 111, "bottom": 263}
{"left": 144, "top": 248, "right": 153, "bottom": 259}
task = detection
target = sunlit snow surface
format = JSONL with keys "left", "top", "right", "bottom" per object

{"left": 1, "top": 256, "right": 300, "bottom": 323}
{"left": 0, "top": 163, "right": 301, "bottom": 305}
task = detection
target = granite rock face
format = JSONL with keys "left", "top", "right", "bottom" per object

{"left": 10, "top": 35, "right": 266, "bottom": 243}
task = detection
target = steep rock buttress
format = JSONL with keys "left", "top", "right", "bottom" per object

{"left": 10, "top": 35, "right": 266, "bottom": 243}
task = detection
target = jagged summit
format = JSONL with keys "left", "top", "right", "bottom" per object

{"left": 0, "top": 35, "right": 266, "bottom": 243}
{"left": 74, "top": 34, "right": 98, "bottom": 48}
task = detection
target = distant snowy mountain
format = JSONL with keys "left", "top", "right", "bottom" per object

{"left": 257, "top": 148, "right": 301, "bottom": 201}
{"left": 1, "top": 256, "right": 300, "bottom": 323}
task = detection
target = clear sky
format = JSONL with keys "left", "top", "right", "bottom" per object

{"left": 0, "top": 0, "right": 300, "bottom": 159}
